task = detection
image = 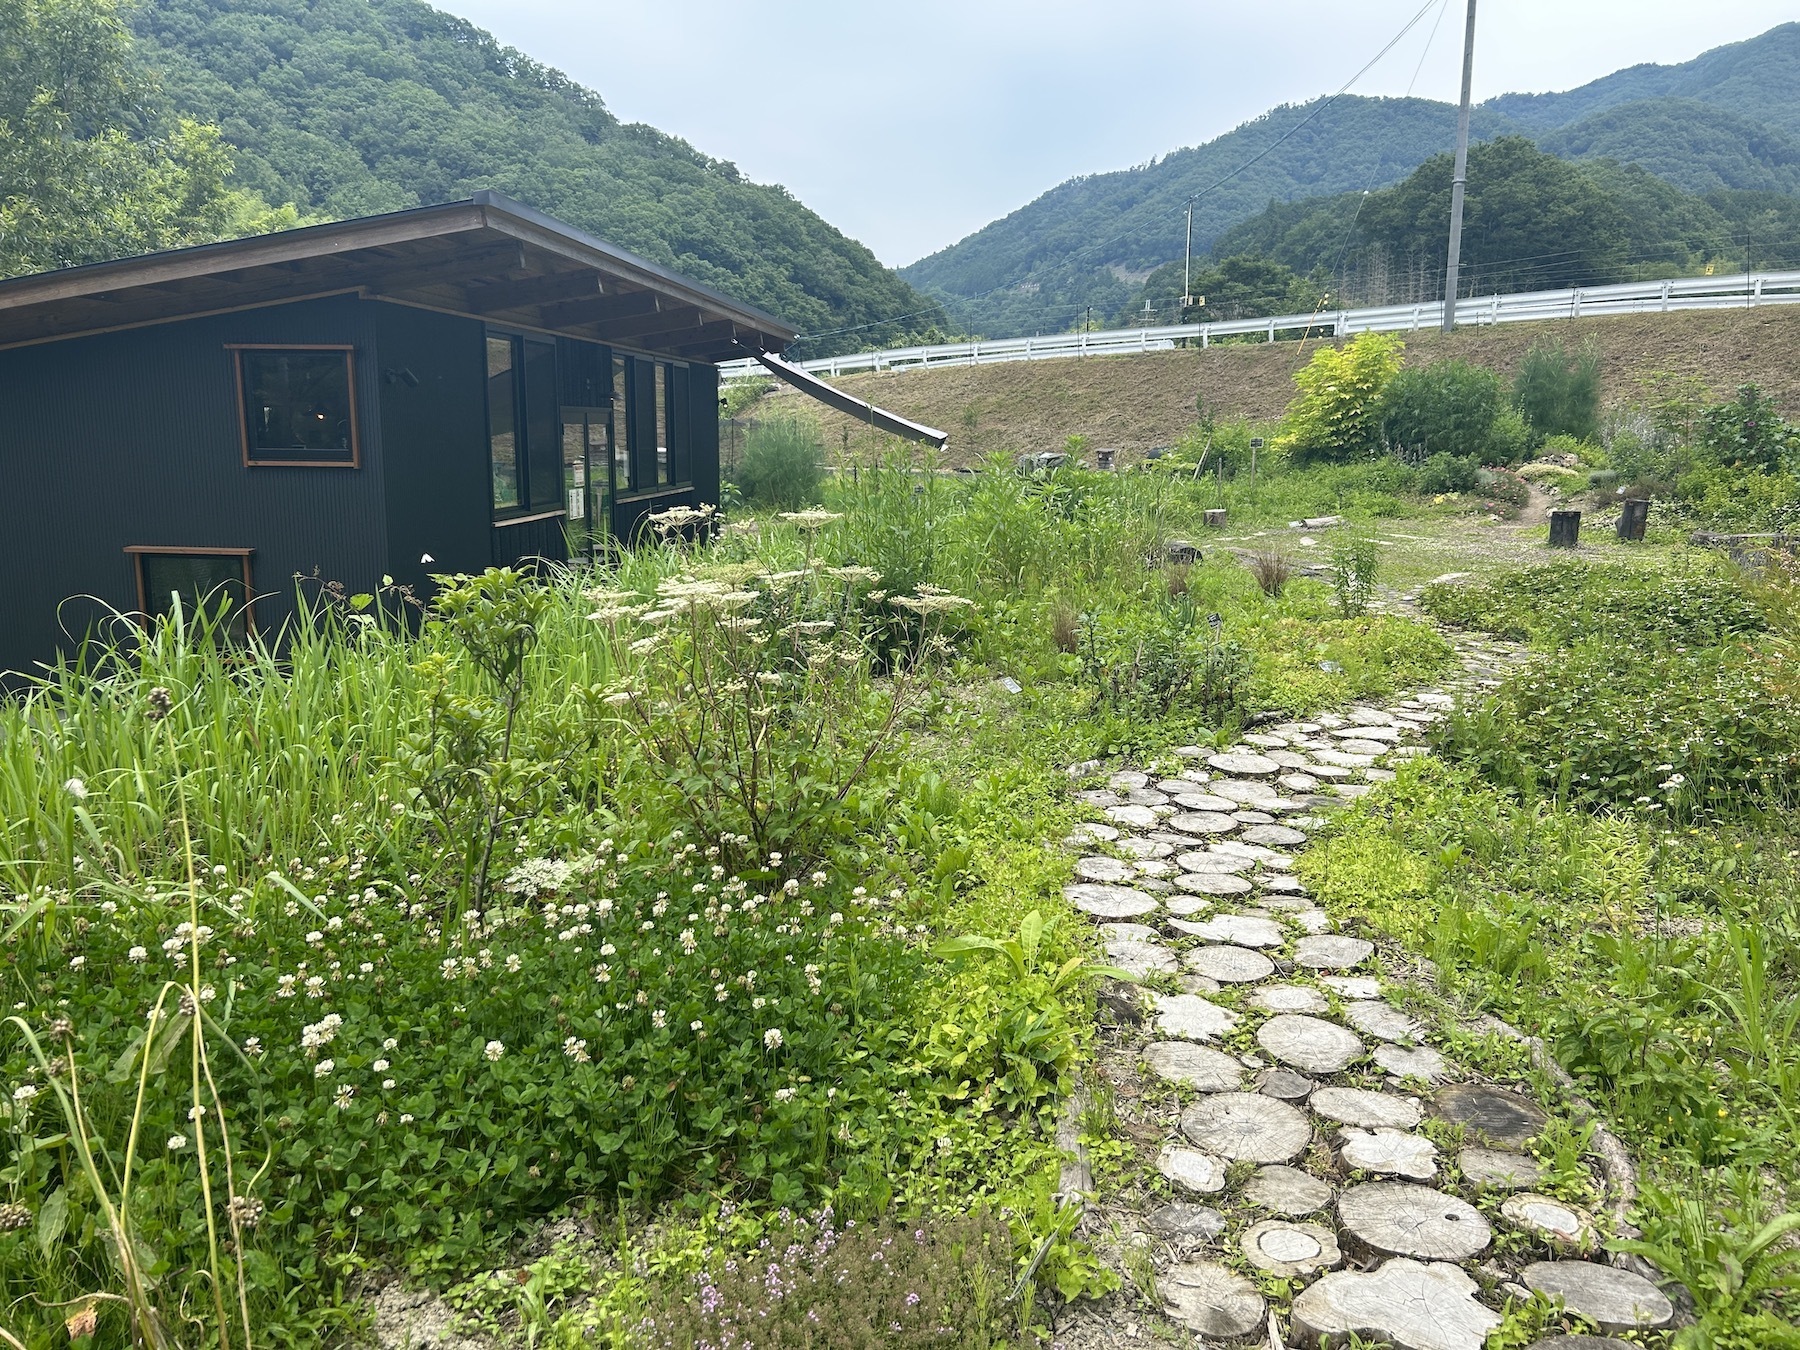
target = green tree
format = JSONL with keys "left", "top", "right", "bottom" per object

{"left": 1116, "top": 253, "right": 1326, "bottom": 326}
{"left": 1381, "top": 359, "right": 1507, "bottom": 462}
{"left": 1513, "top": 336, "right": 1602, "bottom": 442}
{"left": 0, "top": 0, "right": 291, "bottom": 276}
{"left": 1277, "top": 332, "right": 1404, "bottom": 466}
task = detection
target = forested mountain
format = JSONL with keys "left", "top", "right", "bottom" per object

{"left": 125, "top": 0, "right": 940, "bottom": 355}
{"left": 1192, "top": 138, "right": 1800, "bottom": 318}
{"left": 904, "top": 24, "right": 1800, "bottom": 339}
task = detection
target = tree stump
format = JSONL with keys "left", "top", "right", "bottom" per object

{"left": 1617, "top": 497, "right": 1649, "bottom": 541}
{"left": 1180, "top": 1091, "right": 1313, "bottom": 1163}
{"left": 1203, "top": 508, "right": 1228, "bottom": 528}
{"left": 1337, "top": 1182, "right": 1492, "bottom": 1260}
{"left": 1549, "top": 509, "right": 1582, "bottom": 548}
{"left": 1520, "top": 1261, "right": 1674, "bottom": 1332}
{"left": 1159, "top": 1261, "right": 1265, "bottom": 1339}
{"left": 1308, "top": 1086, "right": 1423, "bottom": 1130}
{"left": 1291, "top": 1258, "right": 1502, "bottom": 1350}
{"left": 1184, "top": 945, "right": 1277, "bottom": 984}
{"left": 1143, "top": 1041, "right": 1243, "bottom": 1092}
{"left": 1245, "top": 1164, "right": 1334, "bottom": 1216}
{"left": 1257, "top": 1014, "right": 1365, "bottom": 1073}
{"left": 1241, "top": 1219, "right": 1341, "bottom": 1277}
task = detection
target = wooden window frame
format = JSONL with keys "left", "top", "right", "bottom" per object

{"left": 228, "top": 343, "right": 361, "bottom": 469}
{"left": 125, "top": 545, "right": 258, "bottom": 636}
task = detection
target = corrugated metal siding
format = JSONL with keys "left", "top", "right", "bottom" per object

{"left": 688, "top": 364, "right": 722, "bottom": 509}
{"left": 0, "top": 294, "right": 387, "bottom": 680}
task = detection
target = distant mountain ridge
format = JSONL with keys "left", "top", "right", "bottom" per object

{"left": 130, "top": 0, "right": 942, "bottom": 356}
{"left": 901, "top": 24, "right": 1800, "bottom": 339}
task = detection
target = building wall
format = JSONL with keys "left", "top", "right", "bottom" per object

{"left": 0, "top": 294, "right": 388, "bottom": 680}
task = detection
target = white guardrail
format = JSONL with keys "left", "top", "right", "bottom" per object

{"left": 721, "top": 271, "right": 1800, "bottom": 382}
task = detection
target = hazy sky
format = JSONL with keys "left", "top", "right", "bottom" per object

{"left": 442, "top": 1, "right": 1795, "bottom": 268}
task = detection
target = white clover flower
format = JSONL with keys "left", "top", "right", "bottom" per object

{"left": 563, "top": 1037, "right": 590, "bottom": 1063}
{"left": 382, "top": 1037, "right": 397, "bottom": 1051}
{"left": 483, "top": 1040, "right": 505, "bottom": 1062}
{"left": 372, "top": 1058, "right": 389, "bottom": 1073}
{"left": 334, "top": 1085, "right": 355, "bottom": 1110}
{"left": 651, "top": 1010, "right": 667, "bottom": 1029}
{"left": 783, "top": 878, "right": 800, "bottom": 896}
{"left": 12, "top": 1085, "right": 38, "bottom": 1104}
{"left": 505, "top": 953, "right": 522, "bottom": 974}
{"left": 68, "top": 955, "right": 85, "bottom": 970}
{"left": 774, "top": 1087, "right": 796, "bottom": 1102}
{"left": 763, "top": 1029, "right": 784, "bottom": 1050}
{"left": 829, "top": 912, "right": 844, "bottom": 926}
{"left": 168, "top": 1134, "right": 188, "bottom": 1151}
{"left": 243, "top": 1037, "right": 262, "bottom": 1058}
{"left": 383, "top": 1079, "right": 396, "bottom": 1090}
{"left": 64, "top": 777, "right": 88, "bottom": 800}
{"left": 690, "top": 1020, "right": 704, "bottom": 1033}
{"left": 314, "top": 1059, "right": 335, "bottom": 1079}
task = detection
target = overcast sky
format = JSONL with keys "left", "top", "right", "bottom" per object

{"left": 442, "top": 1, "right": 1795, "bottom": 268}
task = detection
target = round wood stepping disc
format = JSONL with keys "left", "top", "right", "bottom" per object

{"left": 1074, "top": 855, "right": 1136, "bottom": 884}
{"left": 1179, "top": 1091, "right": 1312, "bottom": 1163}
{"left": 1340, "top": 1127, "right": 1438, "bottom": 1180}
{"left": 1257, "top": 1014, "right": 1365, "bottom": 1073}
{"left": 1134, "top": 858, "right": 1174, "bottom": 877}
{"left": 1104, "top": 803, "right": 1160, "bottom": 829}
{"left": 1314, "top": 749, "right": 1376, "bottom": 768}
{"left": 1524, "top": 1338, "right": 1636, "bottom": 1350}
{"left": 1521, "top": 1262, "right": 1674, "bottom": 1332}
{"left": 1175, "top": 850, "right": 1253, "bottom": 874}
{"left": 1109, "top": 770, "right": 1150, "bottom": 790}
{"left": 1173, "top": 870, "right": 1254, "bottom": 897}
{"left": 1168, "top": 811, "right": 1239, "bottom": 836}
{"left": 1116, "top": 836, "right": 1174, "bottom": 859}
{"left": 1122, "top": 788, "right": 1171, "bottom": 806}
{"left": 1433, "top": 1083, "right": 1548, "bottom": 1148}
{"left": 1294, "top": 934, "right": 1375, "bottom": 969}
{"left": 1241, "top": 732, "right": 1289, "bottom": 748}
{"left": 1260, "top": 873, "right": 1309, "bottom": 895}
{"left": 1241, "top": 823, "right": 1308, "bottom": 848}
{"left": 1290, "top": 906, "right": 1330, "bottom": 932}
{"left": 1336, "top": 738, "right": 1393, "bottom": 756}
{"left": 1251, "top": 984, "right": 1330, "bottom": 1014}
{"left": 1333, "top": 782, "right": 1373, "bottom": 799}
{"left": 1105, "top": 939, "right": 1178, "bottom": 977}
{"left": 1266, "top": 750, "right": 1312, "bottom": 769}
{"left": 1322, "top": 973, "right": 1382, "bottom": 998}
{"left": 1156, "top": 1143, "right": 1228, "bottom": 1195}
{"left": 1143, "top": 1041, "right": 1243, "bottom": 1092}
{"left": 1458, "top": 1146, "right": 1543, "bottom": 1190}
{"left": 1256, "top": 1067, "right": 1316, "bottom": 1102}
{"left": 1337, "top": 1182, "right": 1491, "bottom": 1260}
{"left": 1064, "top": 882, "right": 1160, "bottom": 919}
{"left": 1232, "top": 809, "right": 1276, "bottom": 825}
{"left": 1170, "top": 791, "right": 1238, "bottom": 812}
{"left": 1067, "top": 822, "right": 1120, "bottom": 845}
{"left": 1074, "top": 788, "right": 1122, "bottom": 807}
{"left": 1098, "top": 921, "right": 1160, "bottom": 942}
{"left": 1502, "top": 1194, "right": 1595, "bottom": 1252}
{"left": 1143, "top": 1202, "right": 1226, "bottom": 1241}
{"left": 1292, "top": 1257, "right": 1501, "bottom": 1350}
{"left": 1278, "top": 771, "right": 1320, "bottom": 792}
{"left": 1207, "top": 752, "right": 1281, "bottom": 776}
{"left": 1344, "top": 1000, "right": 1424, "bottom": 1043}
{"left": 1182, "top": 914, "right": 1285, "bottom": 948}
{"left": 1211, "top": 840, "right": 1292, "bottom": 866}
{"left": 1209, "top": 778, "right": 1283, "bottom": 804}
{"left": 1153, "top": 993, "right": 1239, "bottom": 1041}
{"left": 1242, "top": 1219, "right": 1341, "bottom": 1277}
{"left": 1164, "top": 896, "right": 1215, "bottom": 920}
{"left": 1309, "top": 1086, "right": 1423, "bottom": 1130}
{"left": 1159, "top": 1260, "right": 1265, "bottom": 1339}
{"left": 1336, "top": 723, "right": 1402, "bottom": 742}
{"left": 1185, "top": 945, "right": 1276, "bottom": 984}
{"left": 1307, "top": 762, "right": 1354, "bottom": 779}
{"left": 1246, "top": 1164, "right": 1333, "bottom": 1216}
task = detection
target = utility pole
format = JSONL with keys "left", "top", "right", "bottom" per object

{"left": 1183, "top": 201, "right": 1194, "bottom": 312}
{"left": 1441, "top": 0, "right": 1477, "bottom": 334}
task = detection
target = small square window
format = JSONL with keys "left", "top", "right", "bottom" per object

{"left": 128, "top": 548, "right": 255, "bottom": 644}
{"left": 234, "top": 347, "right": 358, "bottom": 466}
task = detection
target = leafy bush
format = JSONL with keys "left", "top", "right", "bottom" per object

{"left": 1277, "top": 332, "right": 1404, "bottom": 466}
{"left": 1381, "top": 358, "right": 1507, "bottom": 463}
{"left": 1080, "top": 595, "right": 1247, "bottom": 726}
{"left": 637, "top": 1208, "right": 1019, "bottom": 1348}
{"left": 1417, "top": 452, "right": 1480, "bottom": 494}
{"left": 738, "top": 413, "right": 825, "bottom": 509}
{"left": 1676, "top": 464, "right": 1800, "bottom": 532}
{"left": 1421, "top": 560, "right": 1768, "bottom": 649}
{"left": 1513, "top": 336, "right": 1600, "bottom": 442}
{"left": 1698, "top": 384, "right": 1800, "bottom": 474}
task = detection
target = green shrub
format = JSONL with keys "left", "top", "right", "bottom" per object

{"left": 738, "top": 413, "right": 824, "bottom": 509}
{"left": 1381, "top": 358, "right": 1507, "bottom": 462}
{"left": 1514, "top": 336, "right": 1600, "bottom": 442}
{"left": 1676, "top": 464, "right": 1800, "bottom": 532}
{"left": 1080, "top": 595, "right": 1247, "bottom": 727}
{"left": 1698, "top": 383, "right": 1800, "bottom": 474}
{"left": 1418, "top": 452, "right": 1480, "bottom": 494}
{"left": 1277, "top": 332, "right": 1404, "bottom": 466}
{"left": 1537, "top": 432, "right": 1605, "bottom": 465}
{"left": 1421, "top": 560, "right": 1768, "bottom": 649}
{"left": 1327, "top": 536, "right": 1381, "bottom": 617}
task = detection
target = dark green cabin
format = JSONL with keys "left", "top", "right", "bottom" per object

{"left": 0, "top": 192, "right": 794, "bottom": 681}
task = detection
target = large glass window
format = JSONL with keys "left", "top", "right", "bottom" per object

{"left": 653, "top": 362, "right": 671, "bottom": 486}
{"left": 235, "top": 347, "right": 356, "bottom": 466}
{"left": 487, "top": 336, "right": 520, "bottom": 511}
{"left": 130, "top": 548, "right": 253, "bottom": 643}
{"left": 524, "top": 339, "right": 561, "bottom": 512}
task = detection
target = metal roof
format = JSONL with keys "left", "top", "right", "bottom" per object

{"left": 0, "top": 191, "right": 797, "bottom": 361}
